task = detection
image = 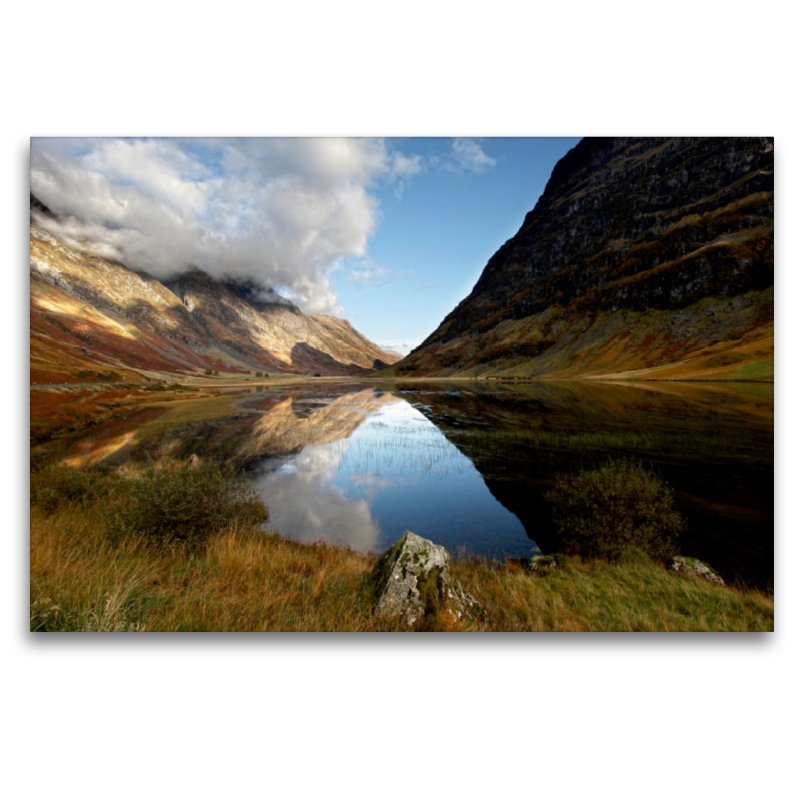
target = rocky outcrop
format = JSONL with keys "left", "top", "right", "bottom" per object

{"left": 373, "top": 532, "right": 482, "bottom": 626}
{"left": 670, "top": 556, "right": 725, "bottom": 585}
{"left": 388, "top": 137, "right": 773, "bottom": 380}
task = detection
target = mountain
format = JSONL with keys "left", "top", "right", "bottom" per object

{"left": 387, "top": 137, "right": 774, "bottom": 381}
{"left": 30, "top": 213, "right": 400, "bottom": 384}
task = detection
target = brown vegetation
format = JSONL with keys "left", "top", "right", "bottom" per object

{"left": 30, "top": 465, "right": 773, "bottom": 632}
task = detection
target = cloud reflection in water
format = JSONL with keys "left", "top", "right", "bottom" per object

{"left": 250, "top": 397, "right": 530, "bottom": 558}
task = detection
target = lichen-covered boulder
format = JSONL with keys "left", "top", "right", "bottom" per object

{"left": 528, "top": 555, "right": 557, "bottom": 573}
{"left": 670, "top": 556, "right": 725, "bottom": 585}
{"left": 373, "top": 532, "right": 483, "bottom": 627}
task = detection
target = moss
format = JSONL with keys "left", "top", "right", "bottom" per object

{"left": 416, "top": 567, "right": 443, "bottom": 615}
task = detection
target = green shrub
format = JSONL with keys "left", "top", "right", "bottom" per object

{"left": 204, "top": 368, "right": 212, "bottom": 375}
{"left": 30, "top": 464, "right": 116, "bottom": 514}
{"left": 544, "top": 459, "right": 682, "bottom": 562}
{"left": 107, "top": 462, "right": 268, "bottom": 548}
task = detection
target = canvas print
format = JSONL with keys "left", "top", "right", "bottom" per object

{"left": 29, "top": 137, "right": 774, "bottom": 631}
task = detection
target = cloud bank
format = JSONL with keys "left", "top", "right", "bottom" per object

{"left": 30, "top": 137, "right": 419, "bottom": 314}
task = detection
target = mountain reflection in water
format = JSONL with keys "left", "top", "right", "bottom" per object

{"left": 53, "top": 380, "right": 773, "bottom": 587}
{"left": 249, "top": 398, "right": 534, "bottom": 559}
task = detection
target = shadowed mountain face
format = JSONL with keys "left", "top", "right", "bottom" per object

{"left": 389, "top": 137, "right": 774, "bottom": 380}
{"left": 29, "top": 219, "right": 400, "bottom": 383}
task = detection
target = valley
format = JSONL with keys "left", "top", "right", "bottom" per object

{"left": 28, "top": 136, "right": 775, "bottom": 632}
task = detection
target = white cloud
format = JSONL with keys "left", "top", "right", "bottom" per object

{"left": 378, "top": 339, "right": 420, "bottom": 356}
{"left": 30, "top": 137, "right": 421, "bottom": 315}
{"left": 346, "top": 258, "right": 412, "bottom": 289}
{"left": 450, "top": 138, "right": 497, "bottom": 173}
{"left": 389, "top": 151, "right": 423, "bottom": 178}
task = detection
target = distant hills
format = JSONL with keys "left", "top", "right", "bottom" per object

{"left": 30, "top": 206, "right": 400, "bottom": 384}
{"left": 386, "top": 137, "right": 774, "bottom": 381}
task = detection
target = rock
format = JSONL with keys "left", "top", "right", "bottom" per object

{"left": 670, "top": 556, "right": 725, "bottom": 586}
{"left": 528, "top": 554, "right": 557, "bottom": 573}
{"left": 187, "top": 454, "right": 201, "bottom": 470}
{"left": 373, "top": 532, "right": 483, "bottom": 626}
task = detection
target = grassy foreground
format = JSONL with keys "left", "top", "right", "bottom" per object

{"left": 30, "top": 492, "right": 773, "bottom": 633}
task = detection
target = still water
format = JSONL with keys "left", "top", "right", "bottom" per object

{"left": 249, "top": 397, "right": 534, "bottom": 559}
{"left": 56, "top": 380, "right": 774, "bottom": 587}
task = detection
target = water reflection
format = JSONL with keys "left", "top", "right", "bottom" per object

{"left": 251, "top": 444, "right": 383, "bottom": 552}
{"left": 48, "top": 379, "right": 773, "bottom": 586}
{"left": 249, "top": 399, "right": 533, "bottom": 558}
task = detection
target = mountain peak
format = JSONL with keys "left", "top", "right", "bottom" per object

{"left": 222, "top": 278, "right": 298, "bottom": 312}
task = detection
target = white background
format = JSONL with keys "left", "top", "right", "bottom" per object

{"left": 5, "top": 2, "right": 796, "bottom": 798}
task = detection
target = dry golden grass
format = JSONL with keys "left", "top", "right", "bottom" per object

{"left": 451, "top": 556, "right": 773, "bottom": 632}
{"left": 31, "top": 501, "right": 773, "bottom": 633}
{"left": 30, "top": 506, "right": 411, "bottom": 632}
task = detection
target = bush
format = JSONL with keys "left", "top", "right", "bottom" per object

{"left": 30, "top": 464, "right": 116, "bottom": 514}
{"left": 204, "top": 368, "right": 212, "bottom": 375}
{"left": 107, "top": 462, "right": 268, "bottom": 548}
{"left": 544, "top": 459, "right": 682, "bottom": 562}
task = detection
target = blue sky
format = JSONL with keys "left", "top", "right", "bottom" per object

{"left": 336, "top": 137, "right": 580, "bottom": 352}
{"left": 30, "top": 137, "right": 580, "bottom": 354}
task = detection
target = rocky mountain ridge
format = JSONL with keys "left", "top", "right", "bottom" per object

{"left": 30, "top": 215, "right": 399, "bottom": 383}
{"left": 387, "top": 137, "right": 773, "bottom": 381}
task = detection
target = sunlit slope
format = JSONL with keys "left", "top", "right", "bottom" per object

{"left": 387, "top": 137, "right": 773, "bottom": 380}
{"left": 30, "top": 271, "right": 212, "bottom": 383}
{"left": 166, "top": 271, "right": 400, "bottom": 375}
{"left": 30, "top": 224, "right": 400, "bottom": 382}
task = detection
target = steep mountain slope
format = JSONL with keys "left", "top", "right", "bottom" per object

{"left": 387, "top": 137, "right": 773, "bottom": 380}
{"left": 30, "top": 220, "right": 399, "bottom": 383}
{"left": 164, "top": 270, "right": 400, "bottom": 375}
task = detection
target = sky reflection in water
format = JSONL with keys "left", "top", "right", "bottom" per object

{"left": 249, "top": 397, "right": 533, "bottom": 558}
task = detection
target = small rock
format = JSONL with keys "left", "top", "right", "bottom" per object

{"left": 528, "top": 555, "right": 557, "bottom": 573}
{"left": 670, "top": 556, "right": 725, "bottom": 586}
{"left": 373, "top": 532, "right": 483, "bottom": 627}
{"left": 187, "top": 454, "right": 201, "bottom": 470}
